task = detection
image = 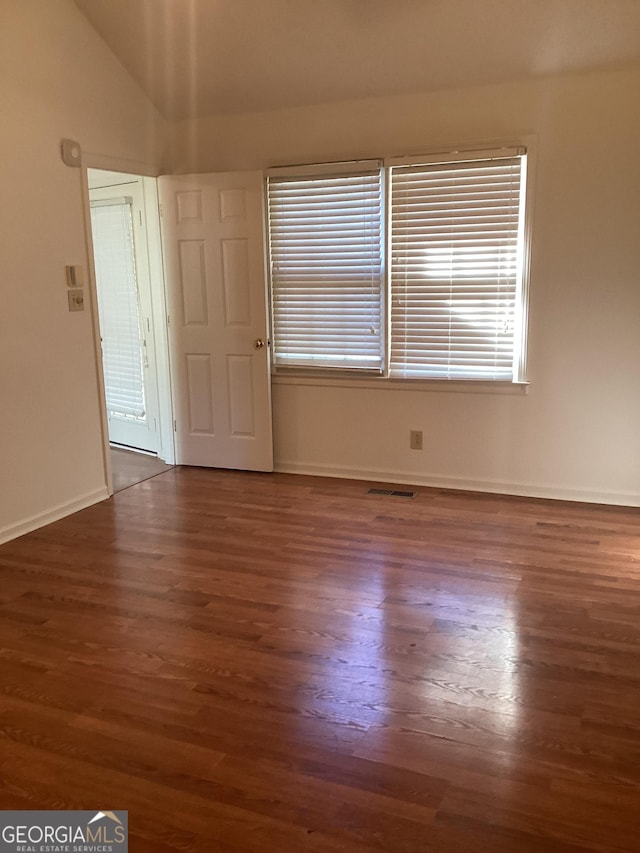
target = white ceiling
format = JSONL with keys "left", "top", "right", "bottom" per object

{"left": 74, "top": 0, "right": 640, "bottom": 121}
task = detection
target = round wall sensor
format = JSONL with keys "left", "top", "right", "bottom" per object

{"left": 61, "top": 138, "right": 82, "bottom": 167}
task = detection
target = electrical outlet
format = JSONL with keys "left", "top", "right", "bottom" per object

{"left": 67, "top": 289, "right": 84, "bottom": 312}
{"left": 410, "top": 429, "right": 423, "bottom": 450}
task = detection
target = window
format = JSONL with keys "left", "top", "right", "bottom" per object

{"left": 267, "top": 145, "right": 530, "bottom": 383}
{"left": 90, "top": 197, "right": 147, "bottom": 418}
{"left": 389, "top": 149, "right": 527, "bottom": 380}
{"left": 267, "top": 162, "right": 384, "bottom": 371}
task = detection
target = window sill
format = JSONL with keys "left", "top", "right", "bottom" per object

{"left": 272, "top": 372, "right": 530, "bottom": 395}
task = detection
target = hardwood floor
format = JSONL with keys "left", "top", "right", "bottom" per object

{"left": 1, "top": 468, "right": 639, "bottom": 851}
{"left": 110, "top": 446, "right": 173, "bottom": 492}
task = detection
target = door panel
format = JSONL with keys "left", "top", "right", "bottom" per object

{"left": 179, "top": 240, "right": 208, "bottom": 325}
{"left": 159, "top": 172, "right": 273, "bottom": 471}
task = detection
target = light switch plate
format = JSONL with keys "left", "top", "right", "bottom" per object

{"left": 68, "top": 289, "right": 84, "bottom": 312}
{"left": 65, "top": 264, "right": 83, "bottom": 287}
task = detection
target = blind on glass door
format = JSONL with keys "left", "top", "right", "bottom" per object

{"left": 389, "top": 152, "right": 525, "bottom": 380}
{"left": 268, "top": 167, "right": 383, "bottom": 371}
{"left": 90, "top": 200, "right": 146, "bottom": 419}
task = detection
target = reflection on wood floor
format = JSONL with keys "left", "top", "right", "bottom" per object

{"left": 1, "top": 468, "right": 640, "bottom": 851}
{"left": 110, "top": 446, "right": 173, "bottom": 492}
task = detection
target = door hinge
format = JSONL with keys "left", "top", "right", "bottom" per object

{"left": 159, "top": 203, "right": 164, "bottom": 219}
{"left": 174, "top": 419, "right": 177, "bottom": 432}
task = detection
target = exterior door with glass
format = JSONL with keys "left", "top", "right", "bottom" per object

{"left": 90, "top": 181, "right": 160, "bottom": 453}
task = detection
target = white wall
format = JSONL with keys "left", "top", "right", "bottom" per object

{"left": 168, "top": 67, "right": 640, "bottom": 504}
{"left": 1, "top": 0, "right": 637, "bottom": 539}
{"left": 0, "top": 0, "right": 166, "bottom": 542}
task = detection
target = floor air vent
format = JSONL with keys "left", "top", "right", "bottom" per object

{"left": 367, "top": 488, "right": 416, "bottom": 498}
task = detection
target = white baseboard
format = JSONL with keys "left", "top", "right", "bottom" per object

{"left": 0, "top": 487, "right": 111, "bottom": 545}
{"left": 274, "top": 460, "right": 640, "bottom": 507}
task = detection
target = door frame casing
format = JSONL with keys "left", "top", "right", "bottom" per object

{"left": 81, "top": 154, "right": 175, "bottom": 497}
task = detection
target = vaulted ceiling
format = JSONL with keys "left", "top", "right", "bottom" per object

{"left": 74, "top": 0, "right": 640, "bottom": 120}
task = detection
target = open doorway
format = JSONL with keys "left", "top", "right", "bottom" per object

{"left": 87, "top": 169, "right": 174, "bottom": 491}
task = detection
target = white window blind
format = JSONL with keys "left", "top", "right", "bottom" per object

{"left": 389, "top": 151, "right": 526, "bottom": 380}
{"left": 267, "top": 164, "right": 384, "bottom": 371}
{"left": 90, "top": 199, "right": 147, "bottom": 419}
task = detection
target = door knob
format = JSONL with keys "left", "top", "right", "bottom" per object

{"left": 254, "top": 338, "right": 265, "bottom": 349}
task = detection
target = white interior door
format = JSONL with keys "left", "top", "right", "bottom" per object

{"left": 89, "top": 180, "right": 160, "bottom": 454}
{"left": 159, "top": 172, "right": 273, "bottom": 471}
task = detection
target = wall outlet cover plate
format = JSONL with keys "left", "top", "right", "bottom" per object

{"left": 68, "top": 289, "right": 84, "bottom": 311}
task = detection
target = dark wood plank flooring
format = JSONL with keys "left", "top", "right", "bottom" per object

{"left": 1, "top": 468, "right": 639, "bottom": 851}
{"left": 110, "top": 446, "right": 173, "bottom": 492}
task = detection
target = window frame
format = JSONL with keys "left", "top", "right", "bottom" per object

{"left": 266, "top": 138, "right": 535, "bottom": 391}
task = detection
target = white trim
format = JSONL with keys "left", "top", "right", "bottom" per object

{"left": 516, "top": 136, "right": 537, "bottom": 383}
{"left": 80, "top": 165, "right": 113, "bottom": 496}
{"left": 273, "top": 373, "right": 529, "bottom": 395}
{"left": 142, "top": 176, "right": 175, "bottom": 465}
{"left": 274, "top": 461, "right": 640, "bottom": 508}
{"left": 0, "top": 488, "right": 110, "bottom": 545}
{"left": 81, "top": 150, "right": 159, "bottom": 178}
